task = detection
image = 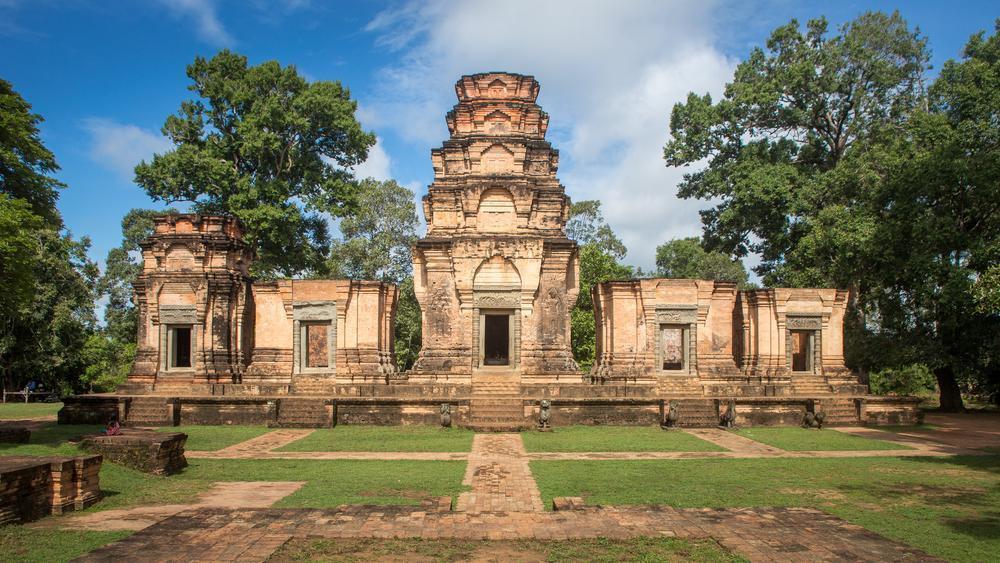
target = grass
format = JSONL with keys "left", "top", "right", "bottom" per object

{"left": 531, "top": 455, "right": 1000, "bottom": 562}
{"left": 0, "top": 527, "right": 129, "bottom": 563}
{"left": 0, "top": 402, "right": 62, "bottom": 420}
{"left": 2, "top": 424, "right": 469, "bottom": 510}
{"left": 732, "top": 427, "right": 911, "bottom": 451}
{"left": 155, "top": 425, "right": 271, "bottom": 451}
{"left": 172, "top": 458, "right": 469, "bottom": 507}
{"left": 271, "top": 537, "right": 744, "bottom": 562}
{"left": 521, "top": 426, "right": 725, "bottom": 453}
{"left": 277, "top": 425, "right": 475, "bottom": 452}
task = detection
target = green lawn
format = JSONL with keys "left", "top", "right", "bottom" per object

{"left": 521, "top": 425, "right": 725, "bottom": 452}
{"left": 277, "top": 425, "right": 475, "bottom": 452}
{"left": 733, "top": 427, "right": 911, "bottom": 451}
{"left": 0, "top": 402, "right": 62, "bottom": 420}
{"left": 0, "top": 527, "right": 130, "bottom": 563}
{"left": 272, "top": 537, "right": 744, "bottom": 562}
{"left": 173, "top": 458, "right": 468, "bottom": 507}
{"left": 155, "top": 425, "right": 271, "bottom": 451}
{"left": 531, "top": 455, "right": 1000, "bottom": 562}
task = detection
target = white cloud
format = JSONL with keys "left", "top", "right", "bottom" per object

{"left": 352, "top": 137, "right": 392, "bottom": 181}
{"left": 82, "top": 118, "right": 172, "bottom": 182}
{"left": 158, "top": 0, "right": 235, "bottom": 47}
{"left": 363, "top": 0, "right": 737, "bottom": 270}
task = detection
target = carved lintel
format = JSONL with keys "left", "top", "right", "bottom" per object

{"left": 655, "top": 306, "right": 697, "bottom": 324}
{"left": 159, "top": 305, "right": 197, "bottom": 324}
{"left": 786, "top": 315, "right": 822, "bottom": 330}
{"left": 475, "top": 291, "right": 519, "bottom": 309}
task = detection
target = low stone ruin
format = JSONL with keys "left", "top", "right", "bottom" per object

{"left": 81, "top": 430, "right": 187, "bottom": 475}
{"left": 0, "top": 455, "right": 102, "bottom": 524}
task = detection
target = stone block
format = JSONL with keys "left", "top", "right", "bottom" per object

{"left": 0, "top": 455, "right": 102, "bottom": 524}
{"left": 81, "top": 430, "right": 187, "bottom": 475}
{"left": 552, "top": 497, "right": 585, "bottom": 511}
{"left": 0, "top": 426, "right": 30, "bottom": 443}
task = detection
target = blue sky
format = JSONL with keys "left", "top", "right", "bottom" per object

{"left": 2, "top": 0, "right": 997, "bottom": 296}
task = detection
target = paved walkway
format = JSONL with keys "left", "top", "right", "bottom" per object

{"left": 36, "top": 481, "right": 305, "bottom": 532}
{"left": 73, "top": 505, "right": 940, "bottom": 562}
{"left": 454, "top": 433, "right": 544, "bottom": 513}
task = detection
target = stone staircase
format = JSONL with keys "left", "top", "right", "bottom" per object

{"left": 290, "top": 378, "right": 336, "bottom": 396}
{"left": 657, "top": 376, "right": 703, "bottom": 397}
{"left": 816, "top": 398, "right": 860, "bottom": 425}
{"left": 674, "top": 399, "right": 719, "bottom": 428}
{"left": 467, "top": 373, "right": 526, "bottom": 432}
{"left": 125, "top": 397, "right": 172, "bottom": 426}
{"left": 272, "top": 399, "right": 330, "bottom": 428}
{"left": 791, "top": 376, "right": 834, "bottom": 396}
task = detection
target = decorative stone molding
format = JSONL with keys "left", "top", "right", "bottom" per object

{"left": 786, "top": 315, "right": 822, "bottom": 330}
{"left": 158, "top": 305, "right": 196, "bottom": 324}
{"left": 475, "top": 291, "right": 520, "bottom": 309}
{"left": 655, "top": 306, "right": 698, "bottom": 324}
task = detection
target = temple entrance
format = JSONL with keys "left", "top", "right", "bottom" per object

{"left": 481, "top": 312, "right": 511, "bottom": 366}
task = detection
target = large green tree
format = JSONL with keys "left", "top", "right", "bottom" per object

{"left": 0, "top": 80, "right": 97, "bottom": 394}
{"left": 566, "top": 200, "right": 627, "bottom": 260}
{"left": 135, "top": 50, "right": 375, "bottom": 278}
{"left": 664, "top": 11, "right": 928, "bottom": 287}
{"left": 327, "top": 178, "right": 418, "bottom": 282}
{"left": 665, "top": 12, "right": 1000, "bottom": 409}
{"left": 655, "top": 237, "right": 750, "bottom": 287}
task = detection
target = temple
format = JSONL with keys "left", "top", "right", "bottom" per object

{"left": 60, "top": 72, "right": 919, "bottom": 429}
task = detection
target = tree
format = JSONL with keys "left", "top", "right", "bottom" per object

{"left": 0, "top": 80, "right": 97, "bottom": 394}
{"left": 566, "top": 202, "right": 633, "bottom": 371}
{"left": 566, "top": 200, "right": 627, "bottom": 260}
{"left": 135, "top": 50, "right": 375, "bottom": 278}
{"left": 664, "top": 11, "right": 928, "bottom": 287}
{"left": 0, "top": 79, "right": 63, "bottom": 222}
{"left": 0, "top": 195, "right": 43, "bottom": 316}
{"left": 327, "top": 178, "right": 418, "bottom": 282}
{"left": 655, "top": 237, "right": 750, "bottom": 287}
{"left": 394, "top": 277, "right": 422, "bottom": 372}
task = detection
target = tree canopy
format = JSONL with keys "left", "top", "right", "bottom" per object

{"left": 665, "top": 12, "right": 1000, "bottom": 408}
{"left": 328, "top": 178, "right": 418, "bottom": 282}
{"left": 655, "top": 237, "right": 750, "bottom": 287}
{"left": 135, "top": 50, "right": 375, "bottom": 278}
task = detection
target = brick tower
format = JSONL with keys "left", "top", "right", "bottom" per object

{"left": 410, "top": 72, "right": 580, "bottom": 385}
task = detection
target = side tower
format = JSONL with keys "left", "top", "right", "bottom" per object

{"left": 126, "top": 215, "right": 253, "bottom": 391}
{"left": 410, "top": 73, "right": 580, "bottom": 384}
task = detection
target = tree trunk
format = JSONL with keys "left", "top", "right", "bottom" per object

{"left": 934, "top": 366, "right": 964, "bottom": 412}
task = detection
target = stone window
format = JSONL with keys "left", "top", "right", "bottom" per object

{"left": 660, "top": 325, "right": 689, "bottom": 371}
{"left": 167, "top": 325, "right": 193, "bottom": 369}
{"left": 293, "top": 301, "right": 337, "bottom": 375}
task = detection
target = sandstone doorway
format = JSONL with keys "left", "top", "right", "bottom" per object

{"left": 482, "top": 313, "right": 511, "bottom": 366}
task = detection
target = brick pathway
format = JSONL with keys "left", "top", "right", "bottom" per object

{"left": 685, "top": 428, "right": 785, "bottom": 454}
{"left": 36, "top": 481, "right": 304, "bottom": 532}
{"left": 454, "top": 433, "right": 544, "bottom": 513}
{"left": 73, "top": 505, "right": 940, "bottom": 562}
{"left": 193, "top": 429, "right": 315, "bottom": 458}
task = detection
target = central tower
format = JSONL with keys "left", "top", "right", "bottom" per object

{"left": 410, "top": 73, "right": 580, "bottom": 384}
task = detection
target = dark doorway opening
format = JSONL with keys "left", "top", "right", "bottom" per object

{"left": 483, "top": 314, "right": 510, "bottom": 366}
{"left": 790, "top": 330, "right": 813, "bottom": 372}
{"left": 172, "top": 326, "right": 192, "bottom": 368}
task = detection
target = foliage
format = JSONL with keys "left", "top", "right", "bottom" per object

{"left": 572, "top": 245, "right": 633, "bottom": 372}
{"left": 79, "top": 334, "right": 134, "bottom": 393}
{"left": 655, "top": 237, "right": 750, "bottom": 287}
{"left": 327, "top": 178, "right": 418, "bottom": 282}
{"left": 394, "top": 276, "right": 421, "bottom": 371}
{"left": 0, "top": 228, "right": 98, "bottom": 395}
{"left": 0, "top": 78, "right": 63, "bottom": 222}
{"left": 0, "top": 195, "right": 43, "bottom": 316}
{"left": 869, "top": 363, "right": 937, "bottom": 396}
{"left": 665, "top": 12, "right": 1000, "bottom": 408}
{"left": 134, "top": 50, "right": 375, "bottom": 277}
{"left": 664, "top": 11, "right": 928, "bottom": 284}
{"left": 566, "top": 200, "right": 627, "bottom": 260}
